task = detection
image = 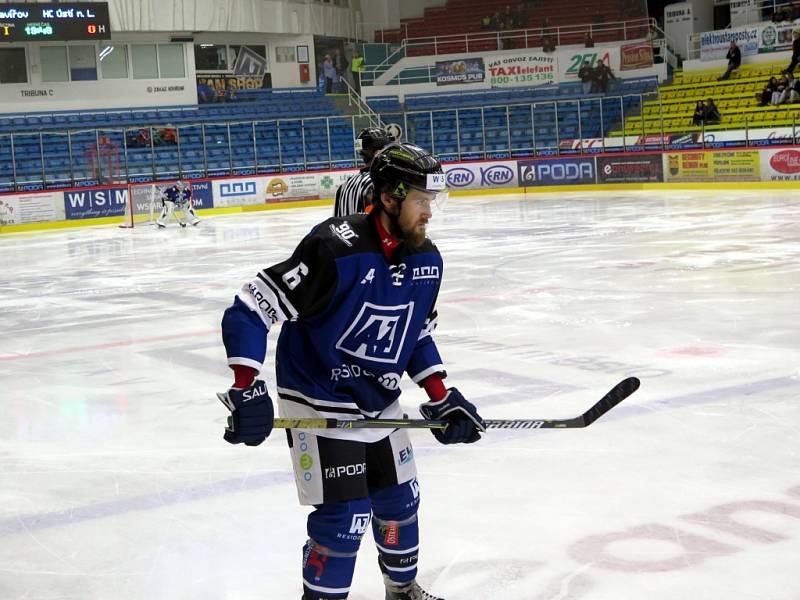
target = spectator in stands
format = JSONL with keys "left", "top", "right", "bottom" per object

{"left": 481, "top": 13, "right": 492, "bottom": 29}
{"left": 594, "top": 58, "right": 617, "bottom": 93}
{"left": 501, "top": 5, "right": 516, "bottom": 49}
{"left": 333, "top": 48, "right": 348, "bottom": 90}
{"left": 578, "top": 61, "right": 594, "bottom": 94}
{"left": 540, "top": 17, "right": 552, "bottom": 37}
{"left": 322, "top": 54, "right": 336, "bottom": 94}
{"left": 772, "top": 4, "right": 792, "bottom": 21}
{"left": 781, "top": 73, "right": 800, "bottom": 103}
{"left": 541, "top": 19, "right": 556, "bottom": 53}
{"left": 756, "top": 76, "right": 779, "bottom": 106}
{"left": 196, "top": 82, "right": 216, "bottom": 104}
{"left": 717, "top": 41, "right": 741, "bottom": 81}
{"left": 350, "top": 50, "right": 364, "bottom": 96}
{"left": 592, "top": 10, "right": 606, "bottom": 24}
{"left": 692, "top": 101, "right": 706, "bottom": 126}
{"left": 503, "top": 5, "right": 515, "bottom": 25}
{"left": 127, "top": 128, "right": 152, "bottom": 148}
{"left": 224, "top": 80, "right": 237, "bottom": 102}
{"left": 491, "top": 11, "right": 502, "bottom": 30}
{"left": 512, "top": 5, "right": 526, "bottom": 28}
{"left": 584, "top": 32, "right": 595, "bottom": 48}
{"left": 772, "top": 75, "right": 789, "bottom": 104}
{"left": 781, "top": 30, "right": 800, "bottom": 75}
{"left": 157, "top": 126, "right": 177, "bottom": 146}
{"left": 704, "top": 98, "right": 722, "bottom": 124}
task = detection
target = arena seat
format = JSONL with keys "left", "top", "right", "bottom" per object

{"left": 374, "top": 0, "right": 637, "bottom": 46}
{"left": 613, "top": 61, "right": 800, "bottom": 136}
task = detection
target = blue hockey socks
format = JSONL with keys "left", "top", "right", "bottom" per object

{"left": 371, "top": 481, "right": 421, "bottom": 585}
{"left": 302, "top": 499, "right": 371, "bottom": 600}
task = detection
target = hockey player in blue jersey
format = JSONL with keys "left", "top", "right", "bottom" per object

{"left": 156, "top": 180, "right": 199, "bottom": 228}
{"left": 218, "top": 142, "right": 486, "bottom": 600}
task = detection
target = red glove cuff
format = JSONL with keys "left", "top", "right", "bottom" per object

{"left": 231, "top": 365, "right": 257, "bottom": 389}
{"left": 422, "top": 373, "right": 447, "bottom": 402}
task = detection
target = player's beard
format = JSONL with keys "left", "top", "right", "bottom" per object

{"left": 401, "top": 218, "right": 428, "bottom": 248}
{"left": 390, "top": 212, "right": 427, "bottom": 248}
{"left": 386, "top": 206, "right": 428, "bottom": 248}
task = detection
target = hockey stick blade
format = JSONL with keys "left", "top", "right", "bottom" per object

{"left": 270, "top": 377, "right": 640, "bottom": 431}
{"left": 571, "top": 375, "right": 639, "bottom": 427}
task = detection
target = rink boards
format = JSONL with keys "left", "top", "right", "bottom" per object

{"left": 3, "top": 145, "right": 800, "bottom": 233}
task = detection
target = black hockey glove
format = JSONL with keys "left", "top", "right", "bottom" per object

{"left": 216, "top": 380, "right": 274, "bottom": 446}
{"left": 419, "top": 388, "right": 486, "bottom": 445}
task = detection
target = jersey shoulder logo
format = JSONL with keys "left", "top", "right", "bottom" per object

{"left": 336, "top": 302, "right": 414, "bottom": 364}
{"left": 330, "top": 222, "right": 358, "bottom": 247}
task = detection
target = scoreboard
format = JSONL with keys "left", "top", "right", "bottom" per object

{"left": 0, "top": 3, "right": 111, "bottom": 42}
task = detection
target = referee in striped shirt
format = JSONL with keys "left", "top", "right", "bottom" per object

{"left": 333, "top": 127, "right": 394, "bottom": 217}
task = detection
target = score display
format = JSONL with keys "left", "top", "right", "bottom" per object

{"left": 0, "top": 3, "right": 111, "bottom": 42}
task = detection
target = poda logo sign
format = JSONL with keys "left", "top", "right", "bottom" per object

{"left": 769, "top": 150, "right": 800, "bottom": 174}
{"left": 480, "top": 165, "right": 514, "bottom": 186}
{"left": 445, "top": 167, "right": 475, "bottom": 188}
{"left": 518, "top": 159, "right": 594, "bottom": 185}
{"left": 536, "top": 162, "right": 594, "bottom": 183}
{"left": 537, "top": 162, "right": 593, "bottom": 181}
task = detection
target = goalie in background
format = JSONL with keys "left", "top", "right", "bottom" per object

{"left": 156, "top": 181, "right": 200, "bottom": 228}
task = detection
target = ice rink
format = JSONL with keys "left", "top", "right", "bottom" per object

{"left": 1, "top": 190, "right": 798, "bottom": 600}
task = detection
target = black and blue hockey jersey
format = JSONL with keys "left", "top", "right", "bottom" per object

{"left": 221, "top": 212, "right": 444, "bottom": 441}
{"left": 162, "top": 185, "right": 190, "bottom": 204}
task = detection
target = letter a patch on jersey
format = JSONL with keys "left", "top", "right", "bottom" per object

{"left": 336, "top": 302, "right": 414, "bottom": 364}
{"left": 361, "top": 268, "right": 376, "bottom": 285}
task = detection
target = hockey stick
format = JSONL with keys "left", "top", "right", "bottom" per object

{"left": 269, "top": 377, "right": 640, "bottom": 431}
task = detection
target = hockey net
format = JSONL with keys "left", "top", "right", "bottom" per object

{"left": 120, "top": 181, "right": 173, "bottom": 228}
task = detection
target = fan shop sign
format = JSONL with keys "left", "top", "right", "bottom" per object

{"left": 486, "top": 53, "right": 555, "bottom": 88}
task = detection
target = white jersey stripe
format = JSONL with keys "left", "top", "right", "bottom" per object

{"left": 258, "top": 271, "right": 299, "bottom": 318}
{"left": 334, "top": 170, "right": 373, "bottom": 216}
{"left": 239, "top": 280, "right": 289, "bottom": 324}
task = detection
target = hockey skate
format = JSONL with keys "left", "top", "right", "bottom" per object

{"left": 384, "top": 577, "right": 444, "bottom": 600}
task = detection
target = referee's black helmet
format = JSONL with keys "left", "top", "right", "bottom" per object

{"left": 355, "top": 127, "right": 394, "bottom": 164}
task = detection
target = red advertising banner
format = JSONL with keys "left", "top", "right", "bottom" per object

{"left": 620, "top": 42, "right": 653, "bottom": 71}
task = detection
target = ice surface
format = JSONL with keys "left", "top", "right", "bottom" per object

{"left": 1, "top": 190, "right": 798, "bottom": 599}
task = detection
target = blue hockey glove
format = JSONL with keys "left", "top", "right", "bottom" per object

{"left": 216, "top": 380, "right": 274, "bottom": 446}
{"left": 419, "top": 388, "right": 486, "bottom": 444}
